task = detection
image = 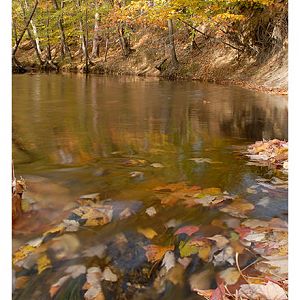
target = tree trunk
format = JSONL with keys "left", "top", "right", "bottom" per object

{"left": 18, "top": 0, "right": 43, "bottom": 64}
{"left": 12, "top": 0, "right": 39, "bottom": 58}
{"left": 46, "top": 4, "right": 52, "bottom": 61}
{"left": 104, "top": 35, "right": 109, "bottom": 62}
{"left": 24, "top": 0, "right": 43, "bottom": 58}
{"left": 91, "top": 1, "right": 100, "bottom": 58}
{"left": 76, "top": 0, "right": 89, "bottom": 72}
{"left": 167, "top": 19, "right": 178, "bottom": 66}
{"left": 118, "top": 23, "right": 130, "bottom": 57}
{"left": 52, "top": 0, "right": 71, "bottom": 60}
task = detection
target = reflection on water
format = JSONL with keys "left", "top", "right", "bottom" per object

{"left": 13, "top": 74, "right": 287, "bottom": 194}
{"left": 12, "top": 74, "right": 288, "bottom": 300}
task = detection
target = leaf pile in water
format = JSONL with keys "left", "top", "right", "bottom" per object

{"left": 12, "top": 161, "right": 287, "bottom": 300}
{"left": 246, "top": 139, "right": 288, "bottom": 172}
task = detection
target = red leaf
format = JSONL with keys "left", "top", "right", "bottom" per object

{"left": 175, "top": 225, "right": 200, "bottom": 236}
{"left": 210, "top": 283, "right": 226, "bottom": 300}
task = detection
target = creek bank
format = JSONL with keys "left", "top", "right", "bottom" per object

{"left": 14, "top": 31, "right": 288, "bottom": 96}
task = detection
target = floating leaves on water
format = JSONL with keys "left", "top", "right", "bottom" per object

{"left": 143, "top": 244, "right": 175, "bottom": 263}
{"left": 189, "top": 158, "right": 213, "bottom": 164}
{"left": 244, "top": 232, "right": 266, "bottom": 242}
{"left": 71, "top": 205, "right": 113, "bottom": 227}
{"left": 242, "top": 219, "right": 270, "bottom": 229}
{"left": 37, "top": 254, "right": 51, "bottom": 274}
{"left": 137, "top": 227, "right": 158, "bottom": 239}
{"left": 102, "top": 267, "right": 118, "bottom": 282}
{"left": 174, "top": 225, "right": 199, "bottom": 236}
{"left": 123, "top": 159, "right": 147, "bottom": 166}
{"left": 165, "top": 219, "right": 181, "bottom": 228}
{"left": 246, "top": 139, "right": 288, "bottom": 172}
{"left": 145, "top": 206, "right": 157, "bottom": 217}
{"left": 42, "top": 224, "right": 65, "bottom": 238}
{"left": 219, "top": 198, "right": 255, "bottom": 218}
{"left": 83, "top": 267, "right": 102, "bottom": 291}
{"left": 129, "top": 171, "right": 144, "bottom": 179}
{"left": 151, "top": 162, "right": 164, "bottom": 168}
{"left": 219, "top": 267, "right": 240, "bottom": 285}
{"left": 238, "top": 281, "right": 287, "bottom": 300}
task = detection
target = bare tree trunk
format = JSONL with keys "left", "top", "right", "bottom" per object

{"left": 12, "top": 18, "right": 18, "bottom": 46}
{"left": 104, "top": 35, "right": 109, "bottom": 62}
{"left": 118, "top": 23, "right": 130, "bottom": 57}
{"left": 91, "top": 1, "right": 100, "bottom": 58}
{"left": 12, "top": 0, "right": 39, "bottom": 58}
{"left": 24, "top": 0, "right": 42, "bottom": 58}
{"left": 167, "top": 19, "right": 178, "bottom": 66}
{"left": 76, "top": 0, "right": 89, "bottom": 71}
{"left": 52, "top": 0, "right": 71, "bottom": 60}
{"left": 46, "top": 4, "right": 52, "bottom": 61}
{"left": 19, "top": 0, "right": 43, "bottom": 65}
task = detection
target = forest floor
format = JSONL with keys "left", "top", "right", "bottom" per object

{"left": 15, "top": 27, "right": 288, "bottom": 95}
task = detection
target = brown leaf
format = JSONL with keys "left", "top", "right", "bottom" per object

{"left": 143, "top": 244, "right": 175, "bottom": 263}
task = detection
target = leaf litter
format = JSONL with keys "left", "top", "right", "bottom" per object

{"left": 13, "top": 140, "right": 288, "bottom": 299}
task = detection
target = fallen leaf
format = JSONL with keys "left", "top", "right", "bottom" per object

{"left": 49, "top": 275, "right": 70, "bottom": 298}
{"left": 207, "top": 235, "right": 229, "bottom": 249}
{"left": 63, "top": 219, "right": 80, "bottom": 232}
{"left": 189, "top": 269, "right": 214, "bottom": 291}
{"left": 242, "top": 219, "right": 270, "bottom": 229}
{"left": 137, "top": 227, "right": 158, "bottom": 239}
{"left": 37, "top": 254, "right": 51, "bottom": 274}
{"left": 143, "top": 244, "right": 175, "bottom": 263}
{"left": 162, "top": 251, "right": 176, "bottom": 272}
{"left": 219, "top": 267, "right": 240, "bottom": 285}
{"left": 15, "top": 276, "right": 30, "bottom": 289}
{"left": 179, "top": 240, "right": 199, "bottom": 257}
{"left": 65, "top": 264, "right": 87, "bottom": 278}
{"left": 102, "top": 267, "right": 118, "bottom": 282}
{"left": 239, "top": 281, "right": 287, "bottom": 300}
{"left": 174, "top": 225, "right": 199, "bottom": 236}
{"left": 151, "top": 163, "right": 164, "bottom": 168}
{"left": 220, "top": 198, "right": 255, "bottom": 218}
{"left": 213, "top": 246, "right": 235, "bottom": 266}
{"left": 145, "top": 206, "right": 157, "bottom": 217}
{"left": 13, "top": 245, "right": 36, "bottom": 264}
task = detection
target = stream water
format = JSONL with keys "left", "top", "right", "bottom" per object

{"left": 12, "top": 74, "right": 288, "bottom": 300}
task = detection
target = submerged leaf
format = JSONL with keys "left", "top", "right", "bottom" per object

{"left": 174, "top": 225, "right": 199, "bottom": 236}
{"left": 137, "top": 227, "right": 158, "bottom": 239}
{"left": 143, "top": 244, "right": 175, "bottom": 263}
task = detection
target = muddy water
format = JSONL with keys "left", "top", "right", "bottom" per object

{"left": 12, "top": 74, "right": 288, "bottom": 299}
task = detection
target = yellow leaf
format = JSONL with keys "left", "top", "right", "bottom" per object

{"left": 198, "top": 244, "right": 212, "bottom": 262}
{"left": 37, "top": 254, "right": 51, "bottom": 274}
{"left": 202, "top": 187, "right": 222, "bottom": 195}
{"left": 137, "top": 227, "right": 158, "bottom": 239}
{"left": 13, "top": 245, "right": 36, "bottom": 265}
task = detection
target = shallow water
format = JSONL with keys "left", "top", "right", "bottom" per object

{"left": 12, "top": 74, "right": 288, "bottom": 299}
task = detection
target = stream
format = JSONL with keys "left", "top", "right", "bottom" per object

{"left": 12, "top": 74, "right": 288, "bottom": 300}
